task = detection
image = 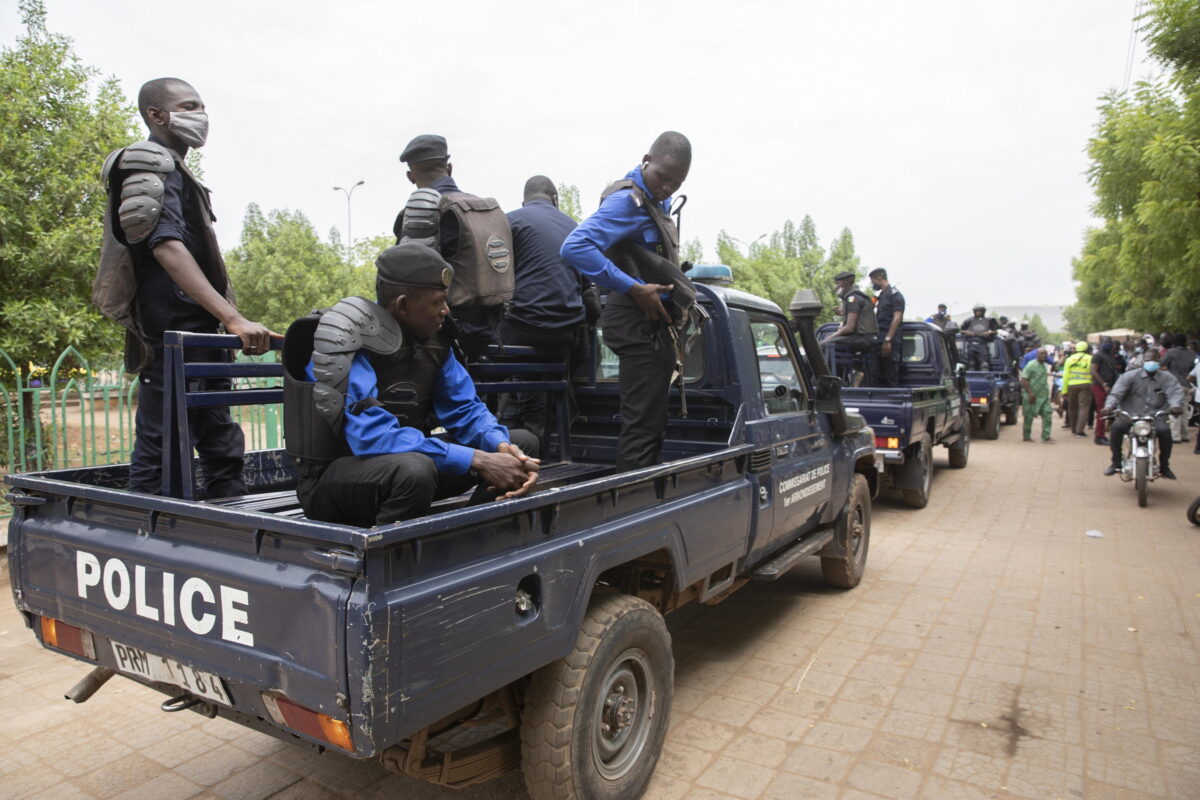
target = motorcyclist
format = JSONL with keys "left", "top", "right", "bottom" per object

{"left": 1102, "top": 349, "right": 1185, "bottom": 479}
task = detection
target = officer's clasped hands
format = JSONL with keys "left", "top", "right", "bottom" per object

{"left": 472, "top": 443, "right": 541, "bottom": 501}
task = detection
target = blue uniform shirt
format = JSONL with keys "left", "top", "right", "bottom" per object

{"left": 559, "top": 166, "right": 673, "bottom": 295}
{"left": 506, "top": 199, "right": 585, "bottom": 329}
{"left": 306, "top": 348, "right": 509, "bottom": 474}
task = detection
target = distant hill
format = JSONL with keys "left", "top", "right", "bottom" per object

{"left": 940, "top": 304, "right": 1067, "bottom": 332}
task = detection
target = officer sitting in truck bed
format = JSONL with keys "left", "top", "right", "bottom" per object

{"left": 284, "top": 243, "right": 540, "bottom": 527}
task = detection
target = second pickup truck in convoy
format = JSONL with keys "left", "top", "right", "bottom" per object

{"left": 818, "top": 320, "right": 972, "bottom": 509}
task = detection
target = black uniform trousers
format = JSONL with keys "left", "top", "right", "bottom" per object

{"left": 129, "top": 341, "right": 246, "bottom": 498}
{"left": 496, "top": 317, "right": 582, "bottom": 444}
{"left": 1108, "top": 416, "right": 1172, "bottom": 468}
{"left": 965, "top": 338, "right": 990, "bottom": 371}
{"left": 833, "top": 334, "right": 880, "bottom": 386}
{"left": 298, "top": 428, "right": 539, "bottom": 527}
{"left": 878, "top": 337, "right": 902, "bottom": 387}
{"left": 602, "top": 298, "right": 676, "bottom": 471}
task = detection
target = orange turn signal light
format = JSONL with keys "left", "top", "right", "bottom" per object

{"left": 974, "top": 397, "right": 988, "bottom": 406}
{"left": 262, "top": 693, "right": 353, "bottom": 752}
{"left": 40, "top": 616, "right": 96, "bottom": 660}
{"left": 873, "top": 436, "right": 900, "bottom": 450}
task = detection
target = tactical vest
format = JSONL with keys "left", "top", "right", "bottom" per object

{"left": 964, "top": 317, "right": 991, "bottom": 337}
{"left": 366, "top": 330, "right": 453, "bottom": 433}
{"left": 599, "top": 179, "right": 680, "bottom": 269}
{"left": 844, "top": 290, "right": 878, "bottom": 336}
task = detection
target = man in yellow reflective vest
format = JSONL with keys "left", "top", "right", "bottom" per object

{"left": 1062, "top": 342, "right": 1094, "bottom": 437}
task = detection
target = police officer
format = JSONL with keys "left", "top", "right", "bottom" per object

{"left": 926, "top": 304, "right": 950, "bottom": 329}
{"left": 394, "top": 134, "right": 512, "bottom": 358}
{"left": 498, "top": 176, "right": 592, "bottom": 442}
{"left": 294, "top": 243, "right": 540, "bottom": 527}
{"left": 561, "top": 131, "right": 693, "bottom": 471}
{"left": 869, "top": 267, "right": 905, "bottom": 387}
{"left": 1102, "top": 348, "right": 1185, "bottom": 479}
{"left": 961, "top": 304, "right": 997, "bottom": 371}
{"left": 825, "top": 271, "right": 879, "bottom": 385}
{"left": 93, "top": 77, "right": 273, "bottom": 498}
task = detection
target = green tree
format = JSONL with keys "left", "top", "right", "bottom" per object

{"left": 1069, "top": 0, "right": 1200, "bottom": 333}
{"left": 682, "top": 237, "right": 704, "bottom": 263}
{"left": 720, "top": 216, "right": 851, "bottom": 323}
{"left": 225, "top": 205, "right": 358, "bottom": 331}
{"left": 557, "top": 183, "right": 583, "bottom": 222}
{"left": 0, "top": 0, "right": 138, "bottom": 365}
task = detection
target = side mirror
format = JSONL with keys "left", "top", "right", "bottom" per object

{"left": 814, "top": 375, "right": 843, "bottom": 414}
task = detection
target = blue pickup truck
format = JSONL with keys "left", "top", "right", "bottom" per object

{"left": 817, "top": 321, "right": 971, "bottom": 509}
{"left": 6, "top": 284, "right": 878, "bottom": 799}
{"left": 956, "top": 335, "right": 1021, "bottom": 439}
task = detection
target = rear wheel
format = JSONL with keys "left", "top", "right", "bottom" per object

{"left": 1003, "top": 404, "right": 1018, "bottom": 425}
{"left": 821, "top": 474, "right": 871, "bottom": 588}
{"left": 1187, "top": 495, "right": 1200, "bottom": 526}
{"left": 521, "top": 594, "right": 673, "bottom": 800}
{"left": 901, "top": 438, "right": 932, "bottom": 508}
{"left": 948, "top": 423, "right": 970, "bottom": 468}
{"left": 982, "top": 406, "right": 1001, "bottom": 440}
{"left": 1135, "top": 456, "right": 1148, "bottom": 508}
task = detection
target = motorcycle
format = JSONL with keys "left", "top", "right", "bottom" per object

{"left": 1111, "top": 409, "right": 1170, "bottom": 508}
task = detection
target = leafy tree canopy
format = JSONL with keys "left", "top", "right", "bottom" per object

{"left": 1066, "top": 0, "right": 1200, "bottom": 335}
{"left": 224, "top": 205, "right": 366, "bottom": 332}
{"left": 0, "top": 0, "right": 138, "bottom": 364}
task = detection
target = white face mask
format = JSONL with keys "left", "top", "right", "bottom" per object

{"left": 168, "top": 110, "right": 209, "bottom": 148}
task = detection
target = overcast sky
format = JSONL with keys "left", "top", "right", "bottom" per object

{"left": 3, "top": 0, "right": 1153, "bottom": 320}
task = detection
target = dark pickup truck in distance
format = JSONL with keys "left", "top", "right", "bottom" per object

{"left": 955, "top": 334, "right": 1021, "bottom": 439}
{"left": 6, "top": 284, "right": 878, "bottom": 800}
{"left": 817, "top": 321, "right": 971, "bottom": 509}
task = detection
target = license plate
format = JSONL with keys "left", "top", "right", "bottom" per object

{"left": 111, "top": 641, "right": 231, "bottom": 706}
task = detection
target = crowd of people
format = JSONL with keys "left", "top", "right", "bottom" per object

{"left": 1023, "top": 333, "right": 1198, "bottom": 479}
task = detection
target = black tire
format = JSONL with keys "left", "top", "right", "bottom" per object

{"left": 822, "top": 473, "right": 871, "bottom": 588}
{"left": 948, "top": 422, "right": 970, "bottom": 469}
{"left": 1187, "top": 496, "right": 1200, "bottom": 526}
{"left": 521, "top": 594, "right": 673, "bottom": 800}
{"left": 982, "top": 406, "right": 1001, "bottom": 440}
{"left": 1135, "top": 456, "right": 1148, "bottom": 508}
{"left": 1003, "top": 405, "right": 1017, "bottom": 425}
{"left": 901, "top": 438, "right": 932, "bottom": 509}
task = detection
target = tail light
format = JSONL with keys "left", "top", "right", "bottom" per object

{"left": 973, "top": 397, "right": 988, "bottom": 406}
{"left": 262, "top": 693, "right": 353, "bottom": 752}
{"left": 40, "top": 616, "right": 97, "bottom": 660}
{"left": 873, "top": 436, "right": 900, "bottom": 450}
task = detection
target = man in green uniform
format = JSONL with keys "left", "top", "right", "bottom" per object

{"left": 1020, "top": 347, "right": 1054, "bottom": 442}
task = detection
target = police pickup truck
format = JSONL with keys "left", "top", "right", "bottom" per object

{"left": 817, "top": 320, "right": 970, "bottom": 508}
{"left": 6, "top": 283, "right": 877, "bottom": 800}
{"left": 956, "top": 335, "right": 1021, "bottom": 439}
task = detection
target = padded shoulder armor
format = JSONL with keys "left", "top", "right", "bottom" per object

{"left": 117, "top": 141, "right": 176, "bottom": 174}
{"left": 310, "top": 297, "right": 403, "bottom": 426}
{"left": 395, "top": 187, "right": 442, "bottom": 248}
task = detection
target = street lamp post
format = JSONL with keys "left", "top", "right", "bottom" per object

{"left": 332, "top": 180, "right": 365, "bottom": 255}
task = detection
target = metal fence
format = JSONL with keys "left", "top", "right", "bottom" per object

{"left": 0, "top": 345, "right": 283, "bottom": 520}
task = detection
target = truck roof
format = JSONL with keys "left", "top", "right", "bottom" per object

{"left": 708, "top": 285, "right": 784, "bottom": 316}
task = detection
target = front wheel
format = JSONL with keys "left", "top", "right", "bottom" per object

{"left": 1135, "top": 455, "right": 1148, "bottom": 508}
{"left": 1003, "top": 403, "right": 1018, "bottom": 425}
{"left": 822, "top": 473, "right": 871, "bottom": 588}
{"left": 521, "top": 594, "right": 673, "bottom": 800}
{"left": 982, "top": 406, "right": 1001, "bottom": 440}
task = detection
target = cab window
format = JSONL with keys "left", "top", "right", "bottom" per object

{"left": 596, "top": 327, "right": 705, "bottom": 383}
{"left": 902, "top": 333, "right": 926, "bottom": 362}
{"left": 750, "top": 318, "right": 805, "bottom": 415}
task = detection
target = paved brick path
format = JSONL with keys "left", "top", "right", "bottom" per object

{"left": 3, "top": 430, "right": 1200, "bottom": 799}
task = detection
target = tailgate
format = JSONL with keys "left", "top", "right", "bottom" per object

{"left": 8, "top": 483, "right": 360, "bottom": 744}
{"left": 842, "top": 388, "right": 913, "bottom": 458}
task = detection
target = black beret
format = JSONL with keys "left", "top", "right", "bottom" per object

{"left": 832, "top": 270, "right": 856, "bottom": 282}
{"left": 400, "top": 134, "right": 448, "bottom": 164}
{"left": 375, "top": 243, "right": 453, "bottom": 290}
